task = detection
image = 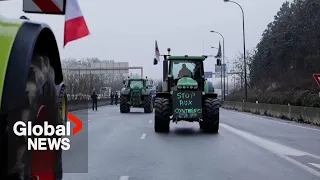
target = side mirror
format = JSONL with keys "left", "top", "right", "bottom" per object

{"left": 122, "top": 80, "right": 125, "bottom": 84}
{"left": 153, "top": 58, "right": 158, "bottom": 65}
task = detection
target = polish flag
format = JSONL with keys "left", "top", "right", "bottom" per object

{"left": 64, "top": 0, "right": 90, "bottom": 47}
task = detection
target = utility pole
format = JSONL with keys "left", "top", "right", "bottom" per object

{"left": 224, "top": 0, "right": 247, "bottom": 101}
{"left": 210, "top": 30, "right": 226, "bottom": 100}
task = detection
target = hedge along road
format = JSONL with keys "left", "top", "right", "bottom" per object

{"left": 61, "top": 105, "right": 320, "bottom": 180}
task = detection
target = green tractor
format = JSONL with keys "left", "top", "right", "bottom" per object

{"left": 120, "top": 77, "right": 154, "bottom": 113}
{"left": 0, "top": 1, "right": 68, "bottom": 179}
{"left": 153, "top": 48, "right": 219, "bottom": 133}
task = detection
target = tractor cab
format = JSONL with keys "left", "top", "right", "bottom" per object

{"left": 168, "top": 56, "right": 205, "bottom": 91}
{"left": 126, "top": 79, "right": 146, "bottom": 89}
{"left": 123, "top": 77, "right": 153, "bottom": 90}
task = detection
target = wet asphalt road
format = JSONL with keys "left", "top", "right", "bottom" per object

{"left": 61, "top": 105, "right": 320, "bottom": 180}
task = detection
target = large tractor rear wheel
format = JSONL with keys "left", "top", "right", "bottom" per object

{"left": 6, "top": 55, "right": 63, "bottom": 180}
{"left": 120, "top": 96, "right": 130, "bottom": 113}
{"left": 154, "top": 97, "right": 170, "bottom": 132}
{"left": 200, "top": 98, "right": 219, "bottom": 133}
{"left": 143, "top": 95, "right": 153, "bottom": 113}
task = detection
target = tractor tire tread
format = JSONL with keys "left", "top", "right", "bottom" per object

{"left": 143, "top": 96, "right": 153, "bottom": 113}
{"left": 154, "top": 97, "right": 170, "bottom": 132}
{"left": 201, "top": 98, "right": 219, "bottom": 133}
{"left": 120, "top": 96, "right": 130, "bottom": 113}
{"left": 5, "top": 55, "right": 63, "bottom": 179}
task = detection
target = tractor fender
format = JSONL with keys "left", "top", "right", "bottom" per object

{"left": 203, "top": 92, "right": 217, "bottom": 99}
{"left": 0, "top": 16, "right": 24, "bottom": 111}
{"left": 120, "top": 88, "right": 130, "bottom": 96}
{"left": 141, "top": 89, "right": 151, "bottom": 96}
{"left": 207, "top": 81, "right": 214, "bottom": 92}
{"left": 204, "top": 81, "right": 214, "bottom": 93}
{"left": 1, "top": 20, "right": 64, "bottom": 113}
{"left": 155, "top": 92, "right": 171, "bottom": 99}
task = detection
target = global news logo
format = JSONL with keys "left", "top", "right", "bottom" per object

{"left": 13, "top": 112, "right": 82, "bottom": 151}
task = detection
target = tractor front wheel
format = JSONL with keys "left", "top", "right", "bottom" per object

{"left": 120, "top": 96, "right": 130, "bottom": 113}
{"left": 154, "top": 97, "right": 170, "bottom": 133}
{"left": 6, "top": 55, "right": 63, "bottom": 180}
{"left": 143, "top": 96, "right": 153, "bottom": 113}
{"left": 200, "top": 98, "right": 219, "bottom": 133}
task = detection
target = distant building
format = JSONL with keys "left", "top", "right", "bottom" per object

{"left": 67, "top": 60, "right": 129, "bottom": 75}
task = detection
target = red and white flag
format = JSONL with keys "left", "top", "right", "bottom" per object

{"left": 64, "top": 0, "right": 90, "bottom": 47}
{"left": 155, "top": 40, "right": 160, "bottom": 61}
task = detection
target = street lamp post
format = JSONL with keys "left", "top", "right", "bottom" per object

{"left": 211, "top": 46, "right": 223, "bottom": 99}
{"left": 212, "top": 46, "right": 231, "bottom": 95}
{"left": 210, "top": 30, "right": 226, "bottom": 100}
{"left": 224, "top": 0, "right": 247, "bottom": 101}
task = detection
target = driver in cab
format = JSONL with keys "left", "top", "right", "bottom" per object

{"left": 178, "top": 64, "right": 192, "bottom": 78}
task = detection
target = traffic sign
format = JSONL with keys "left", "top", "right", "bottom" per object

{"left": 215, "top": 64, "right": 226, "bottom": 78}
{"left": 313, "top": 74, "right": 320, "bottom": 86}
{"left": 23, "top": 0, "right": 66, "bottom": 15}
{"left": 204, "top": 72, "right": 213, "bottom": 78}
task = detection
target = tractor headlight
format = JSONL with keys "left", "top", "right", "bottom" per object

{"left": 177, "top": 85, "right": 197, "bottom": 89}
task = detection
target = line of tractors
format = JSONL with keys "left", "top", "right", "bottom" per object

{"left": 1, "top": 4, "right": 219, "bottom": 180}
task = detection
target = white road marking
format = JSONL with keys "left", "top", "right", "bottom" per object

{"left": 220, "top": 123, "right": 320, "bottom": 177}
{"left": 82, "top": 120, "right": 91, "bottom": 124}
{"left": 119, "top": 176, "right": 129, "bottom": 180}
{"left": 224, "top": 109, "right": 320, "bottom": 132}
{"left": 70, "top": 109, "right": 88, "bottom": 113}
{"left": 309, "top": 163, "right": 320, "bottom": 169}
{"left": 140, "top": 133, "right": 147, "bottom": 140}
{"left": 149, "top": 120, "right": 152, "bottom": 123}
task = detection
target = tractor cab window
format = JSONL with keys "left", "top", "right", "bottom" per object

{"left": 129, "top": 80, "right": 144, "bottom": 88}
{"left": 170, "top": 60, "right": 201, "bottom": 79}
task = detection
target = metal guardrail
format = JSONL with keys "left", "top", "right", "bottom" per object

{"left": 68, "top": 98, "right": 112, "bottom": 111}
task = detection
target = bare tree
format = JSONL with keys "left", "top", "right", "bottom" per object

{"left": 61, "top": 58, "right": 125, "bottom": 99}
{"left": 230, "top": 49, "right": 255, "bottom": 91}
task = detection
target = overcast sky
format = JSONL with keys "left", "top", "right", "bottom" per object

{"left": 0, "top": 0, "right": 292, "bottom": 80}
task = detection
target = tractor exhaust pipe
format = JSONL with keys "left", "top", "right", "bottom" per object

{"left": 163, "top": 58, "right": 168, "bottom": 82}
{"left": 162, "top": 48, "right": 171, "bottom": 82}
